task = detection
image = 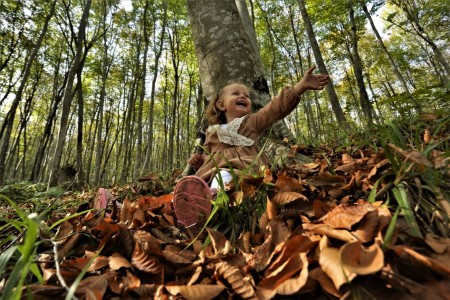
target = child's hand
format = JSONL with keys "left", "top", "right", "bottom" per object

{"left": 187, "top": 153, "right": 204, "bottom": 170}
{"left": 294, "top": 66, "right": 330, "bottom": 93}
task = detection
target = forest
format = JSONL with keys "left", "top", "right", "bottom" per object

{"left": 0, "top": 0, "right": 449, "bottom": 299}
{"left": 0, "top": 0, "right": 447, "bottom": 187}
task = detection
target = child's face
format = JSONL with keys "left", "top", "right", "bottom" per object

{"left": 216, "top": 84, "right": 252, "bottom": 123}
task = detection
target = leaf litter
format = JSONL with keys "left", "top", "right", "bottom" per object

{"left": 3, "top": 143, "right": 450, "bottom": 299}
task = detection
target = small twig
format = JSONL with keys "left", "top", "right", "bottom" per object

{"left": 52, "top": 240, "right": 73, "bottom": 296}
{"left": 1, "top": 230, "right": 26, "bottom": 252}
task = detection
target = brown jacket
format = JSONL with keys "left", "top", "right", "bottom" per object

{"left": 195, "top": 87, "right": 301, "bottom": 182}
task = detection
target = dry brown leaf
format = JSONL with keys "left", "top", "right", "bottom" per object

{"left": 258, "top": 252, "right": 305, "bottom": 290}
{"left": 125, "top": 269, "right": 141, "bottom": 289}
{"left": 266, "top": 235, "right": 318, "bottom": 276}
{"left": 366, "top": 158, "right": 390, "bottom": 180}
{"left": 207, "top": 228, "right": 233, "bottom": 256}
{"left": 120, "top": 197, "right": 133, "bottom": 224}
{"left": 305, "top": 173, "right": 346, "bottom": 187}
{"left": 215, "top": 261, "right": 256, "bottom": 299}
{"left": 342, "top": 153, "right": 354, "bottom": 164}
{"left": 162, "top": 250, "right": 193, "bottom": 265}
{"left": 387, "top": 143, "right": 432, "bottom": 166}
{"left": 109, "top": 252, "right": 132, "bottom": 270}
{"left": 131, "top": 209, "right": 146, "bottom": 228}
{"left": 313, "top": 199, "right": 331, "bottom": 219}
{"left": 425, "top": 233, "right": 450, "bottom": 254}
{"left": 187, "top": 266, "right": 203, "bottom": 286}
{"left": 274, "top": 253, "right": 309, "bottom": 295}
{"left": 392, "top": 245, "right": 450, "bottom": 276}
{"left": 302, "top": 223, "right": 357, "bottom": 242}
{"left": 165, "top": 284, "right": 225, "bottom": 300}
{"left": 321, "top": 202, "right": 376, "bottom": 230}
{"left": 319, "top": 247, "right": 356, "bottom": 290}
{"left": 77, "top": 276, "right": 108, "bottom": 300}
{"left": 270, "top": 191, "right": 308, "bottom": 206}
{"left": 339, "top": 240, "right": 384, "bottom": 275}
{"left": 275, "top": 172, "right": 302, "bottom": 192}
{"left": 53, "top": 220, "right": 74, "bottom": 242}
{"left": 131, "top": 241, "right": 162, "bottom": 274}
{"left": 235, "top": 231, "right": 251, "bottom": 253}
{"left": 308, "top": 267, "right": 342, "bottom": 298}
{"left": 334, "top": 162, "right": 356, "bottom": 174}
{"left": 352, "top": 210, "right": 379, "bottom": 242}
{"left": 57, "top": 232, "right": 80, "bottom": 259}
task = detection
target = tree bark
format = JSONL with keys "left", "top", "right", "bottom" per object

{"left": 297, "top": 0, "right": 347, "bottom": 124}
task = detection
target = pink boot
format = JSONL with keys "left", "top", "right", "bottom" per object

{"left": 173, "top": 176, "right": 212, "bottom": 230}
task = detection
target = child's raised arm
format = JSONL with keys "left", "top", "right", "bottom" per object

{"left": 293, "top": 66, "right": 330, "bottom": 95}
{"left": 251, "top": 66, "right": 330, "bottom": 132}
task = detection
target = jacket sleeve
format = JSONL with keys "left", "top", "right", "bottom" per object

{"left": 250, "top": 87, "right": 301, "bottom": 132}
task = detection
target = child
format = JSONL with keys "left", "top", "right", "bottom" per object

{"left": 173, "top": 66, "right": 329, "bottom": 230}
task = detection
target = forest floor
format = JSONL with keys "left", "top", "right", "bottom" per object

{"left": 1, "top": 116, "right": 449, "bottom": 299}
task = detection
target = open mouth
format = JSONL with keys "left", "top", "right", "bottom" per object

{"left": 236, "top": 100, "right": 247, "bottom": 107}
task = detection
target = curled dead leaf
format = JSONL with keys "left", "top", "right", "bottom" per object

{"left": 352, "top": 210, "right": 379, "bottom": 243}
{"left": 321, "top": 202, "right": 376, "bottom": 230}
{"left": 165, "top": 284, "right": 225, "bottom": 300}
{"left": 207, "top": 228, "right": 233, "bottom": 257}
{"left": 109, "top": 252, "right": 132, "bottom": 270}
{"left": 270, "top": 191, "right": 308, "bottom": 206}
{"left": 339, "top": 240, "right": 384, "bottom": 275}
{"left": 302, "top": 223, "right": 357, "bottom": 242}
{"left": 319, "top": 247, "right": 356, "bottom": 290}
{"left": 131, "top": 241, "right": 162, "bottom": 274}
{"left": 215, "top": 261, "right": 257, "bottom": 299}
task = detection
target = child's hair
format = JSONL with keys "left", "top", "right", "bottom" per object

{"left": 205, "top": 82, "right": 249, "bottom": 125}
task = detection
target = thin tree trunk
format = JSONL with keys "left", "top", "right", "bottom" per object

{"left": 349, "top": 0, "right": 372, "bottom": 125}
{"left": 134, "top": 0, "right": 150, "bottom": 179}
{"left": 391, "top": 0, "right": 450, "bottom": 74}
{"left": 360, "top": 1, "right": 420, "bottom": 112}
{"left": 297, "top": 0, "right": 346, "bottom": 124}
{"left": 143, "top": 1, "right": 167, "bottom": 172}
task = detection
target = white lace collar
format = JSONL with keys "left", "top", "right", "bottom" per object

{"left": 207, "top": 116, "right": 254, "bottom": 146}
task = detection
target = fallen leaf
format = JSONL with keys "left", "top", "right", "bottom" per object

{"left": 270, "top": 191, "right": 308, "bottom": 206}
{"left": 339, "top": 240, "right": 384, "bottom": 275}
{"left": 109, "top": 252, "right": 132, "bottom": 270}
{"left": 321, "top": 202, "right": 376, "bottom": 230}
{"left": 319, "top": 247, "right": 356, "bottom": 290}
{"left": 165, "top": 284, "right": 225, "bottom": 300}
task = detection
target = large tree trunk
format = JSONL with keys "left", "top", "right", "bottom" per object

{"left": 187, "top": 0, "right": 269, "bottom": 107}
{"left": 186, "top": 0, "right": 296, "bottom": 147}
{"left": 297, "top": 0, "right": 347, "bottom": 124}
{"left": 48, "top": 0, "right": 92, "bottom": 187}
{"left": 0, "top": 0, "right": 56, "bottom": 184}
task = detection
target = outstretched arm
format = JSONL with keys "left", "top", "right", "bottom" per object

{"left": 252, "top": 66, "right": 330, "bottom": 132}
{"left": 293, "top": 66, "right": 330, "bottom": 95}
